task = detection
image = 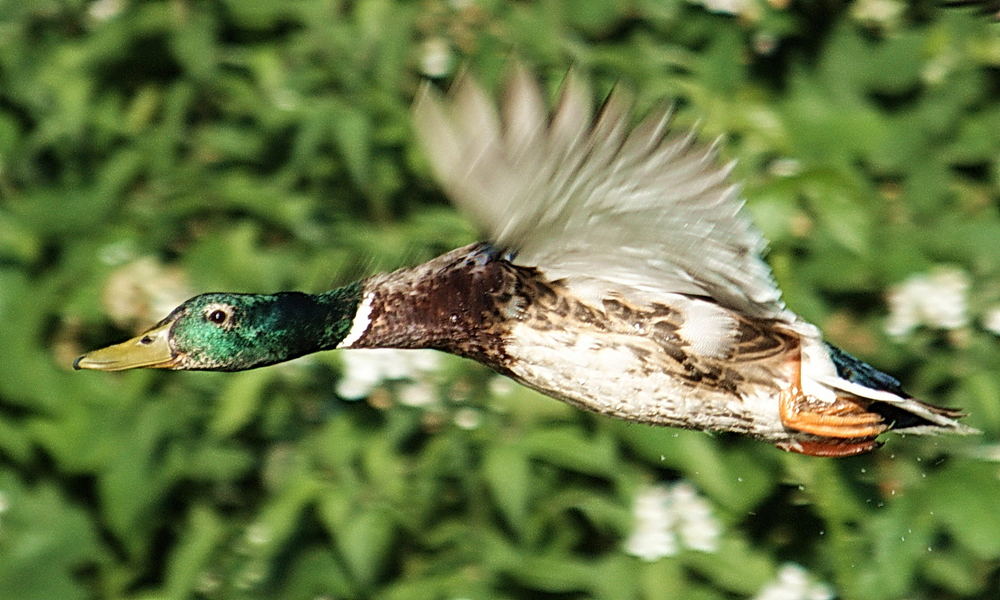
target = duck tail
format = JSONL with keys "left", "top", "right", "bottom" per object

{"left": 820, "top": 343, "right": 978, "bottom": 435}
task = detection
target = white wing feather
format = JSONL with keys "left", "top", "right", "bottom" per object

{"left": 412, "top": 67, "right": 789, "bottom": 320}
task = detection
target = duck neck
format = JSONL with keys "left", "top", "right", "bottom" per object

{"left": 312, "top": 281, "right": 366, "bottom": 351}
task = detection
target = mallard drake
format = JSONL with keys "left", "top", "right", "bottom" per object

{"left": 75, "top": 68, "right": 974, "bottom": 457}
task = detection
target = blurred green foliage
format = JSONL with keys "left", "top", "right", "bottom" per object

{"left": 1, "top": 1, "right": 998, "bottom": 599}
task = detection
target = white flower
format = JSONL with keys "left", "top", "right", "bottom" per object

{"left": 398, "top": 381, "right": 437, "bottom": 408}
{"left": 336, "top": 348, "right": 441, "bottom": 401}
{"left": 769, "top": 158, "right": 802, "bottom": 178}
{"left": 671, "top": 482, "right": 721, "bottom": 553}
{"left": 624, "top": 485, "right": 678, "bottom": 561}
{"left": 195, "top": 571, "right": 221, "bottom": 594}
{"left": 419, "top": 38, "right": 454, "bottom": 79}
{"left": 88, "top": 0, "right": 125, "bottom": 22}
{"left": 488, "top": 376, "right": 516, "bottom": 397}
{"left": 624, "top": 482, "right": 721, "bottom": 561}
{"left": 981, "top": 305, "right": 1000, "bottom": 336}
{"left": 0, "top": 491, "right": 9, "bottom": 534}
{"left": 753, "top": 563, "right": 834, "bottom": 600}
{"left": 97, "top": 240, "right": 135, "bottom": 266}
{"left": 885, "top": 267, "right": 970, "bottom": 338}
{"left": 687, "top": 0, "right": 751, "bottom": 16}
{"left": 102, "top": 257, "right": 193, "bottom": 329}
{"left": 244, "top": 522, "right": 271, "bottom": 547}
{"left": 453, "top": 407, "right": 482, "bottom": 430}
{"left": 922, "top": 51, "right": 957, "bottom": 86}
{"left": 851, "top": 0, "right": 904, "bottom": 28}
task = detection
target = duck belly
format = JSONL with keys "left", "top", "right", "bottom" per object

{"left": 502, "top": 321, "right": 789, "bottom": 440}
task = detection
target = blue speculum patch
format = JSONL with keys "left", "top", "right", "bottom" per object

{"left": 825, "top": 342, "right": 907, "bottom": 397}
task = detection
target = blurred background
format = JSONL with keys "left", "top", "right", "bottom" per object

{"left": 1, "top": 1, "right": 999, "bottom": 599}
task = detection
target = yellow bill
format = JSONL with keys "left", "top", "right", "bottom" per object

{"left": 74, "top": 321, "right": 179, "bottom": 371}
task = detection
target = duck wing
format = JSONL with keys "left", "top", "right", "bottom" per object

{"left": 413, "top": 67, "right": 790, "bottom": 321}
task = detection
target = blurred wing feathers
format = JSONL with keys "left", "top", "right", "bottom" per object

{"left": 413, "top": 69, "right": 788, "bottom": 319}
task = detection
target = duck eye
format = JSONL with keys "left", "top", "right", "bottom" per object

{"left": 206, "top": 308, "right": 230, "bottom": 325}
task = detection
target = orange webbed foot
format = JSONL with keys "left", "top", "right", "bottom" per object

{"left": 779, "top": 386, "right": 888, "bottom": 439}
{"left": 775, "top": 357, "right": 888, "bottom": 457}
{"left": 777, "top": 392, "right": 886, "bottom": 456}
{"left": 778, "top": 356, "right": 888, "bottom": 440}
{"left": 776, "top": 437, "right": 882, "bottom": 457}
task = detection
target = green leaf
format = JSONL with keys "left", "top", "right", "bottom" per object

{"left": 483, "top": 442, "right": 532, "bottom": 537}
{"left": 927, "top": 461, "right": 1000, "bottom": 559}
{"left": 685, "top": 537, "right": 774, "bottom": 594}
{"left": 519, "top": 426, "right": 619, "bottom": 477}
{"left": 328, "top": 100, "right": 373, "bottom": 191}
{"left": 336, "top": 508, "right": 396, "bottom": 588}
{"left": 169, "top": 10, "right": 218, "bottom": 80}
{"left": 0, "top": 471, "right": 102, "bottom": 600}
{"left": 162, "top": 505, "right": 225, "bottom": 600}
{"left": 210, "top": 369, "right": 275, "bottom": 437}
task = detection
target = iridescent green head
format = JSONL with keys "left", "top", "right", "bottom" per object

{"left": 75, "top": 283, "right": 362, "bottom": 372}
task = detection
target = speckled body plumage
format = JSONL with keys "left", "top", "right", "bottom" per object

{"left": 336, "top": 243, "right": 872, "bottom": 447}
{"left": 504, "top": 291, "right": 800, "bottom": 440}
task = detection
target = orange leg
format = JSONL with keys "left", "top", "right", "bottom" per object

{"left": 775, "top": 356, "right": 887, "bottom": 457}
